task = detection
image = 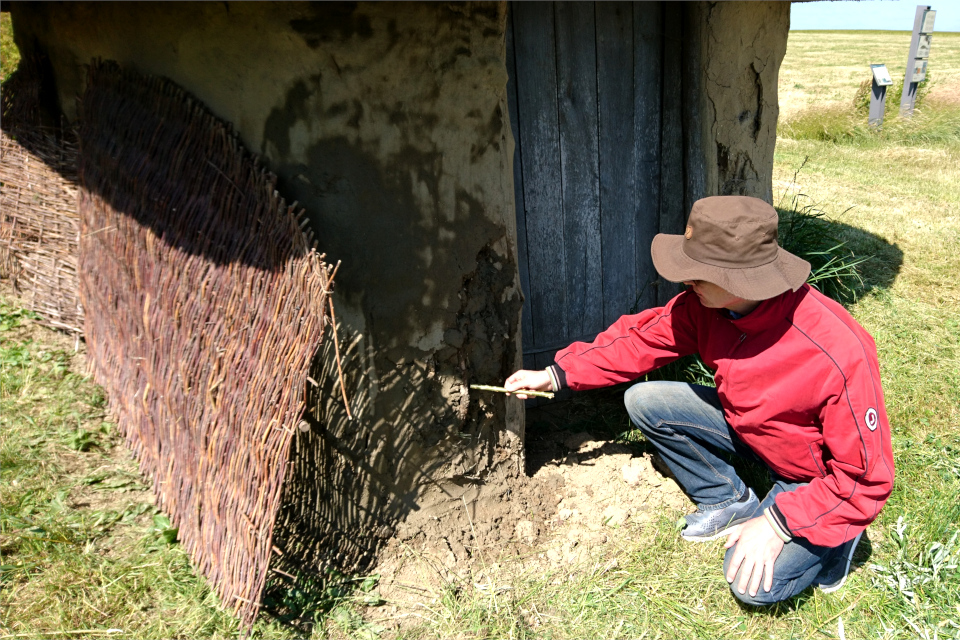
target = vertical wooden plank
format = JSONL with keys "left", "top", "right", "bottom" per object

{"left": 532, "top": 351, "right": 553, "bottom": 374}
{"left": 634, "top": 1, "right": 663, "bottom": 313}
{"left": 522, "top": 352, "right": 537, "bottom": 371}
{"left": 596, "top": 2, "right": 636, "bottom": 326}
{"left": 659, "top": 2, "right": 685, "bottom": 305}
{"left": 512, "top": 1, "right": 566, "bottom": 350}
{"left": 526, "top": 349, "right": 556, "bottom": 408}
{"left": 682, "top": 4, "right": 707, "bottom": 216}
{"left": 505, "top": 6, "right": 535, "bottom": 359}
{"left": 555, "top": 2, "right": 602, "bottom": 338}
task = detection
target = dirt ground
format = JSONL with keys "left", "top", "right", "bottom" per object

{"left": 374, "top": 415, "right": 692, "bottom": 629}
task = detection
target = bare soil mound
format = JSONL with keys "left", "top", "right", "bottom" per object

{"left": 375, "top": 417, "right": 691, "bottom": 627}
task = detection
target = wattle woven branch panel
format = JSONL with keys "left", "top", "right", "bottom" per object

{"left": 0, "top": 54, "right": 82, "bottom": 333}
{"left": 77, "top": 61, "right": 333, "bottom": 627}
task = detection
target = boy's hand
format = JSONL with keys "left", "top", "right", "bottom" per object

{"left": 724, "top": 516, "right": 784, "bottom": 597}
{"left": 504, "top": 369, "right": 553, "bottom": 399}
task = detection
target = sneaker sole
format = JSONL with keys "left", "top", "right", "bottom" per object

{"left": 680, "top": 519, "right": 749, "bottom": 543}
{"left": 820, "top": 531, "right": 863, "bottom": 593}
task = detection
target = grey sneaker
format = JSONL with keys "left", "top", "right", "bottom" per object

{"left": 819, "top": 531, "right": 863, "bottom": 593}
{"left": 680, "top": 488, "right": 759, "bottom": 542}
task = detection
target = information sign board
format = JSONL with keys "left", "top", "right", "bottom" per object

{"left": 912, "top": 59, "right": 928, "bottom": 83}
{"left": 871, "top": 64, "right": 894, "bottom": 87}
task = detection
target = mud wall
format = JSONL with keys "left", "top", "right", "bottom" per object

{"left": 684, "top": 2, "right": 790, "bottom": 203}
{"left": 10, "top": 0, "right": 524, "bottom": 567}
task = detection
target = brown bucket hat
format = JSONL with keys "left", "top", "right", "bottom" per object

{"left": 651, "top": 196, "right": 811, "bottom": 301}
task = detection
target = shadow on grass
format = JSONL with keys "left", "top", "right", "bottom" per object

{"left": 776, "top": 190, "right": 904, "bottom": 303}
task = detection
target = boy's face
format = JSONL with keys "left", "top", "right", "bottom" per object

{"left": 683, "top": 280, "right": 746, "bottom": 310}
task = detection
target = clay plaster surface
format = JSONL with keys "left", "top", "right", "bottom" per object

{"left": 11, "top": 0, "right": 524, "bottom": 570}
{"left": 691, "top": 1, "right": 790, "bottom": 202}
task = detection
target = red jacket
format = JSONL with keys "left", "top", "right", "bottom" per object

{"left": 552, "top": 284, "right": 894, "bottom": 548}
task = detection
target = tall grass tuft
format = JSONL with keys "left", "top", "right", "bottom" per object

{"left": 780, "top": 103, "right": 960, "bottom": 146}
{"left": 779, "top": 68, "right": 960, "bottom": 146}
{"left": 777, "top": 191, "right": 868, "bottom": 304}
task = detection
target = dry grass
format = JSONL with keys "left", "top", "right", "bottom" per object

{"left": 779, "top": 31, "right": 960, "bottom": 120}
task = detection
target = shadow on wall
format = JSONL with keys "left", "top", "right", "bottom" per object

{"left": 258, "top": 75, "right": 524, "bottom": 623}
{"left": 253, "top": 9, "right": 524, "bottom": 616}
{"left": 265, "top": 326, "right": 400, "bottom": 621}
{"left": 256, "top": 76, "right": 523, "bottom": 623}
{"left": 262, "top": 230, "right": 523, "bottom": 627}
{"left": 4, "top": 2, "right": 524, "bottom": 628}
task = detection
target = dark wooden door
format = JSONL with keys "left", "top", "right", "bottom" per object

{"left": 507, "top": 2, "right": 671, "bottom": 370}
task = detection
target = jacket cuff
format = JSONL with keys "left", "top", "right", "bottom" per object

{"left": 547, "top": 365, "right": 567, "bottom": 391}
{"left": 764, "top": 504, "right": 794, "bottom": 542}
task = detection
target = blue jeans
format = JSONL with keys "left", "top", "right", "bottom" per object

{"left": 624, "top": 381, "right": 858, "bottom": 605}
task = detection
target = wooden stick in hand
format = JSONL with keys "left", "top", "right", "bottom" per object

{"left": 469, "top": 384, "right": 555, "bottom": 399}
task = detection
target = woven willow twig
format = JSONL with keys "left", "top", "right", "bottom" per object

{"left": 327, "top": 280, "right": 353, "bottom": 420}
{"left": 77, "top": 60, "right": 333, "bottom": 629}
{"left": 0, "top": 56, "right": 82, "bottom": 332}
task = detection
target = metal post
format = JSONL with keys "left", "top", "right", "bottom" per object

{"left": 869, "top": 64, "right": 893, "bottom": 127}
{"left": 901, "top": 5, "right": 934, "bottom": 116}
{"left": 869, "top": 82, "right": 887, "bottom": 127}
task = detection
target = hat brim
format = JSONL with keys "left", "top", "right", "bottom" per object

{"left": 651, "top": 234, "right": 811, "bottom": 301}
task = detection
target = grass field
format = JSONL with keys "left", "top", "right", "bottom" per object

{"left": 779, "top": 30, "right": 960, "bottom": 120}
{"left": 0, "top": 12, "right": 18, "bottom": 83}
{"left": 2, "top": 24, "right": 960, "bottom": 640}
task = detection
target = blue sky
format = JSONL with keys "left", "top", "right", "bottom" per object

{"left": 791, "top": 1, "right": 959, "bottom": 32}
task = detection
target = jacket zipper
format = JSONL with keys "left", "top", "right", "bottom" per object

{"left": 730, "top": 332, "right": 747, "bottom": 355}
{"left": 717, "top": 327, "right": 747, "bottom": 384}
